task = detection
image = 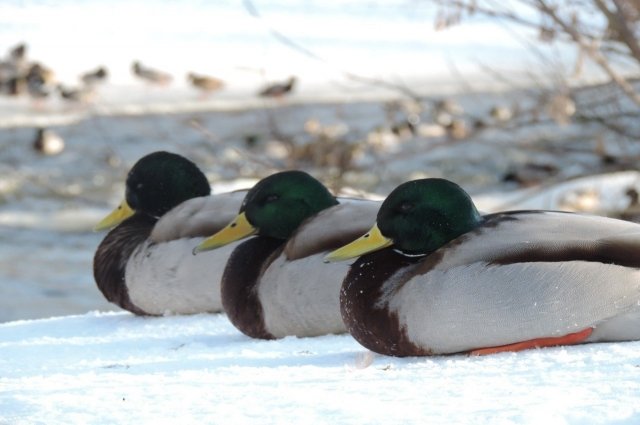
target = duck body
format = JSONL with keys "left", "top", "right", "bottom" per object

{"left": 33, "top": 128, "right": 64, "bottom": 155}
{"left": 340, "top": 210, "right": 640, "bottom": 356}
{"left": 258, "top": 76, "right": 296, "bottom": 98}
{"left": 132, "top": 61, "right": 172, "bottom": 85}
{"left": 57, "top": 84, "right": 94, "bottom": 103}
{"left": 187, "top": 72, "right": 224, "bottom": 92}
{"left": 93, "top": 151, "right": 247, "bottom": 316}
{"left": 195, "top": 170, "right": 383, "bottom": 339}
{"left": 221, "top": 199, "right": 380, "bottom": 338}
{"left": 95, "top": 191, "right": 245, "bottom": 315}
{"left": 81, "top": 66, "right": 108, "bottom": 86}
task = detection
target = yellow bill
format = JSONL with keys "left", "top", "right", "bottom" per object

{"left": 94, "top": 200, "right": 135, "bottom": 231}
{"left": 324, "top": 223, "right": 393, "bottom": 262}
{"left": 193, "top": 212, "right": 257, "bottom": 254}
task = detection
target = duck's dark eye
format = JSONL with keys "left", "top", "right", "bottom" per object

{"left": 265, "top": 194, "right": 279, "bottom": 203}
{"left": 398, "top": 202, "right": 414, "bottom": 213}
{"left": 125, "top": 187, "right": 140, "bottom": 210}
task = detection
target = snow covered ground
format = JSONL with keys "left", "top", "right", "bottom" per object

{"left": 2, "top": 311, "right": 640, "bottom": 424}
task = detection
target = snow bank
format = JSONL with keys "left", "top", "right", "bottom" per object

{"left": 474, "top": 171, "right": 640, "bottom": 213}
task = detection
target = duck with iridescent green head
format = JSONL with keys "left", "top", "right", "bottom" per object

{"left": 93, "top": 151, "right": 245, "bottom": 316}
{"left": 327, "top": 178, "right": 640, "bottom": 356}
{"left": 194, "top": 170, "right": 380, "bottom": 339}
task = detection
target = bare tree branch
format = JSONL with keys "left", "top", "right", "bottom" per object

{"left": 534, "top": 0, "right": 640, "bottom": 105}
{"left": 610, "top": 0, "right": 640, "bottom": 62}
{"left": 431, "top": 0, "right": 542, "bottom": 29}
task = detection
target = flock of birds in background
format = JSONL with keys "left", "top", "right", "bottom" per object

{"left": 0, "top": 42, "right": 297, "bottom": 101}
{"left": 0, "top": 42, "right": 297, "bottom": 156}
{"left": 0, "top": 42, "right": 581, "bottom": 197}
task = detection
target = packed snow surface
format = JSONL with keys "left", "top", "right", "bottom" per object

{"left": 2, "top": 312, "right": 640, "bottom": 424}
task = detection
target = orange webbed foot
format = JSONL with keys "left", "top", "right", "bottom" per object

{"left": 469, "top": 328, "right": 594, "bottom": 356}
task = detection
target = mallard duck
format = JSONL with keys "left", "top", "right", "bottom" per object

{"left": 3, "top": 75, "right": 26, "bottom": 96}
{"left": 93, "top": 151, "right": 245, "bottom": 316}
{"left": 258, "top": 76, "right": 296, "bottom": 98}
{"left": 187, "top": 72, "right": 224, "bottom": 93}
{"left": 194, "top": 170, "right": 380, "bottom": 339}
{"left": 80, "top": 66, "right": 108, "bottom": 86}
{"left": 27, "top": 62, "right": 55, "bottom": 86}
{"left": 8, "top": 42, "right": 28, "bottom": 72}
{"left": 132, "top": 61, "right": 172, "bottom": 86}
{"left": 22, "top": 63, "right": 55, "bottom": 101}
{"left": 33, "top": 128, "right": 64, "bottom": 156}
{"left": 326, "top": 178, "right": 640, "bottom": 357}
{"left": 57, "top": 84, "right": 94, "bottom": 103}
{"left": 9, "top": 43, "right": 26, "bottom": 62}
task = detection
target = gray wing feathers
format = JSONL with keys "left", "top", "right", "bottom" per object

{"left": 150, "top": 191, "right": 246, "bottom": 243}
{"left": 284, "top": 199, "right": 381, "bottom": 260}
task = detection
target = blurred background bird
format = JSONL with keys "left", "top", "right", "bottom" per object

{"left": 57, "top": 84, "right": 95, "bottom": 103}
{"left": 33, "top": 127, "right": 64, "bottom": 156}
{"left": 80, "top": 66, "right": 108, "bottom": 86}
{"left": 187, "top": 72, "right": 224, "bottom": 96}
{"left": 9, "top": 42, "right": 27, "bottom": 70}
{"left": 258, "top": 76, "right": 296, "bottom": 98}
{"left": 132, "top": 61, "right": 172, "bottom": 86}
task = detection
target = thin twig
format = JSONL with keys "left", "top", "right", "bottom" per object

{"left": 610, "top": 0, "right": 640, "bottom": 62}
{"left": 534, "top": 0, "right": 640, "bottom": 105}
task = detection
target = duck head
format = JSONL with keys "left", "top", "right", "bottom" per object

{"left": 194, "top": 170, "right": 337, "bottom": 253}
{"left": 325, "top": 178, "right": 482, "bottom": 261}
{"left": 94, "top": 151, "right": 210, "bottom": 231}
